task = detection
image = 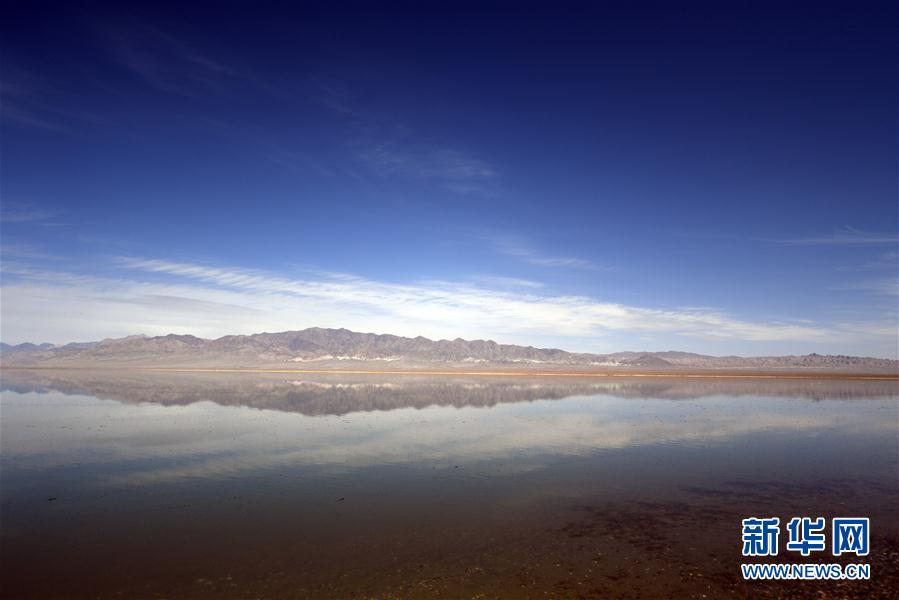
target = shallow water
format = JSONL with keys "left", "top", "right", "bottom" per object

{"left": 1, "top": 370, "right": 897, "bottom": 598}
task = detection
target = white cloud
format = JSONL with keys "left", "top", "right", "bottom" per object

{"left": 308, "top": 80, "right": 498, "bottom": 196}
{"left": 116, "top": 257, "right": 838, "bottom": 340}
{"left": 470, "top": 275, "right": 544, "bottom": 289}
{"left": 492, "top": 236, "right": 607, "bottom": 271}
{"left": 0, "top": 244, "right": 63, "bottom": 261}
{"left": 355, "top": 139, "right": 497, "bottom": 195}
{"left": 0, "top": 202, "right": 58, "bottom": 223}
{"left": 98, "top": 20, "right": 234, "bottom": 97}
{"left": 776, "top": 227, "right": 899, "bottom": 246}
{"left": 834, "top": 277, "right": 899, "bottom": 296}
{"left": 3, "top": 256, "right": 895, "bottom": 358}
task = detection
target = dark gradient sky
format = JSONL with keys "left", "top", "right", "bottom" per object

{"left": 1, "top": 1, "right": 897, "bottom": 356}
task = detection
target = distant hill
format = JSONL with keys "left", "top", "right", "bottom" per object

{"left": 0, "top": 342, "right": 55, "bottom": 352}
{"left": 1, "top": 327, "right": 897, "bottom": 373}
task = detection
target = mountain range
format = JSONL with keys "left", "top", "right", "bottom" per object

{"left": 1, "top": 327, "right": 897, "bottom": 373}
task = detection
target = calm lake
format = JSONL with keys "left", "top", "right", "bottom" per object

{"left": 1, "top": 370, "right": 897, "bottom": 598}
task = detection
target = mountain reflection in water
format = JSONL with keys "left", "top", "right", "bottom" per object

{"left": 1, "top": 370, "right": 897, "bottom": 599}
{"left": 2, "top": 368, "right": 896, "bottom": 415}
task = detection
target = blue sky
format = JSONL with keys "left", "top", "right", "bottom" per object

{"left": 1, "top": 1, "right": 897, "bottom": 357}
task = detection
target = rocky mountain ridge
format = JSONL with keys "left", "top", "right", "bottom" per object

{"left": 1, "top": 327, "right": 897, "bottom": 372}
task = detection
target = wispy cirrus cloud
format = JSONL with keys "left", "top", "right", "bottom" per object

{"left": 828, "top": 249, "right": 899, "bottom": 298}
{"left": 836, "top": 251, "right": 898, "bottom": 273}
{"left": 0, "top": 202, "right": 59, "bottom": 224}
{"left": 97, "top": 20, "right": 235, "bottom": 97}
{"left": 356, "top": 139, "right": 496, "bottom": 195}
{"left": 470, "top": 275, "right": 544, "bottom": 289}
{"left": 4, "top": 256, "right": 891, "bottom": 356}
{"left": 1, "top": 102, "right": 64, "bottom": 132}
{"left": 774, "top": 227, "right": 899, "bottom": 246}
{"left": 491, "top": 236, "right": 607, "bottom": 271}
{"left": 834, "top": 277, "right": 899, "bottom": 296}
{"left": 309, "top": 80, "right": 498, "bottom": 196}
{"left": 1, "top": 66, "right": 110, "bottom": 133}
{"left": 1, "top": 75, "right": 70, "bottom": 132}
{"left": 308, "top": 81, "right": 359, "bottom": 118}
{"left": 0, "top": 244, "right": 64, "bottom": 261}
